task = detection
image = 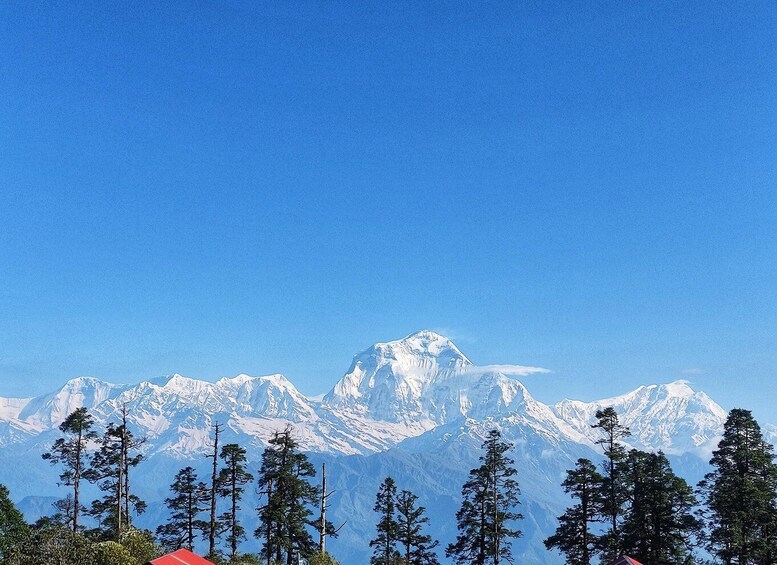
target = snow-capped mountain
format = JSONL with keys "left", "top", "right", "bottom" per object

{"left": 320, "top": 330, "right": 558, "bottom": 439}
{"left": 323, "top": 330, "right": 474, "bottom": 421}
{"left": 0, "top": 330, "right": 738, "bottom": 564}
{"left": 17, "top": 376, "right": 129, "bottom": 429}
{"left": 553, "top": 380, "right": 727, "bottom": 458}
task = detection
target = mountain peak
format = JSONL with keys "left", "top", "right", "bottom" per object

{"left": 374, "top": 330, "right": 472, "bottom": 365}
{"left": 17, "top": 376, "right": 127, "bottom": 428}
{"left": 661, "top": 380, "right": 695, "bottom": 397}
{"left": 156, "top": 374, "right": 212, "bottom": 397}
{"left": 63, "top": 376, "right": 113, "bottom": 389}
{"left": 554, "top": 380, "right": 727, "bottom": 456}
{"left": 322, "top": 331, "right": 474, "bottom": 421}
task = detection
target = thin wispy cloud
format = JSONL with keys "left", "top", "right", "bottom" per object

{"left": 463, "top": 364, "right": 551, "bottom": 377}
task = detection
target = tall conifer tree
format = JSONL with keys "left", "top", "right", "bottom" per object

{"left": 591, "top": 407, "right": 631, "bottom": 559}
{"left": 42, "top": 407, "right": 97, "bottom": 533}
{"left": 218, "top": 443, "right": 253, "bottom": 561}
{"left": 84, "top": 421, "right": 146, "bottom": 540}
{"left": 544, "top": 458, "right": 604, "bottom": 565}
{"left": 156, "top": 466, "right": 209, "bottom": 552}
{"left": 256, "top": 426, "right": 321, "bottom": 565}
{"left": 370, "top": 477, "right": 400, "bottom": 565}
{"left": 446, "top": 429, "right": 522, "bottom": 565}
{"left": 395, "top": 489, "right": 439, "bottom": 565}
{"left": 621, "top": 450, "right": 699, "bottom": 564}
{"left": 698, "top": 408, "right": 777, "bottom": 564}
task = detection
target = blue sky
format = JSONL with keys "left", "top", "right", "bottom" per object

{"left": 1, "top": 2, "right": 775, "bottom": 421}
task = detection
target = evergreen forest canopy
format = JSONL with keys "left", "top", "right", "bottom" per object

{"left": 0, "top": 406, "right": 774, "bottom": 564}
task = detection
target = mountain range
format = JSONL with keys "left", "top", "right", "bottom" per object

{"left": 0, "top": 330, "right": 738, "bottom": 563}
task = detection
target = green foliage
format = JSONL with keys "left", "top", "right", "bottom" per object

{"left": 119, "top": 527, "right": 163, "bottom": 564}
{"left": 256, "top": 426, "right": 321, "bottom": 564}
{"left": 157, "top": 466, "right": 209, "bottom": 552}
{"left": 92, "top": 540, "right": 136, "bottom": 565}
{"left": 4, "top": 522, "right": 95, "bottom": 565}
{"left": 446, "top": 429, "right": 522, "bottom": 565}
{"left": 84, "top": 421, "right": 146, "bottom": 540}
{"left": 395, "top": 489, "right": 439, "bottom": 565}
{"left": 4, "top": 518, "right": 160, "bottom": 565}
{"left": 218, "top": 442, "right": 254, "bottom": 560}
{"left": 306, "top": 552, "right": 342, "bottom": 565}
{"left": 590, "top": 406, "right": 631, "bottom": 559}
{"left": 553, "top": 411, "right": 698, "bottom": 564}
{"left": 621, "top": 450, "right": 699, "bottom": 564}
{"left": 0, "top": 484, "right": 29, "bottom": 560}
{"left": 369, "top": 477, "right": 400, "bottom": 565}
{"left": 544, "top": 458, "right": 604, "bottom": 565}
{"left": 41, "top": 407, "right": 98, "bottom": 533}
{"left": 698, "top": 408, "right": 777, "bottom": 564}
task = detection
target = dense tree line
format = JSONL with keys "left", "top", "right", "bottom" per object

{"left": 545, "top": 406, "right": 777, "bottom": 565}
{"left": 0, "top": 404, "right": 776, "bottom": 564}
{"left": 0, "top": 409, "right": 520, "bottom": 565}
{"left": 545, "top": 407, "right": 700, "bottom": 564}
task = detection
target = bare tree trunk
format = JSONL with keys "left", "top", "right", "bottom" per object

{"left": 208, "top": 422, "right": 221, "bottom": 561}
{"left": 319, "top": 462, "right": 327, "bottom": 554}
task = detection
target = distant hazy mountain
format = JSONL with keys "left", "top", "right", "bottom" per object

{"left": 0, "top": 330, "right": 733, "bottom": 564}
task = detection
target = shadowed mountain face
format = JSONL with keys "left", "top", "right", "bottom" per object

{"left": 0, "top": 331, "right": 731, "bottom": 564}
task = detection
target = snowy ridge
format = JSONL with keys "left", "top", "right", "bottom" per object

{"left": 0, "top": 330, "right": 741, "bottom": 565}
{"left": 322, "top": 331, "right": 551, "bottom": 428}
{"left": 16, "top": 376, "right": 129, "bottom": 429}
{"left": 0, "top": 332, "right": 729, "bottom": 458}
{"left": 554, "top": 380, "right": 727, "bottom": 457}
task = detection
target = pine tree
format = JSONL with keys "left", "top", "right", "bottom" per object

{"left": 446, "top": 429, "right": 522, "bottom": 565}
{"left": 156, "top": 466, "right": 209, "bottom": 552}
{"left": 395, "top": 489, "right": 439, "bottom": 565}
{"left": 698, "top": 408, "right": 777, "bottom": 564}
{"left": 0, "top": 484, "right": 29, "bottom": 560}
{"left": 218, "top": 443, "right": 253, "bottom": 561}
{"left": 591, "top": 407, "right": 631, "bottom": 559}
{"left": 41, "top": 407, "right": 97, "bottom": 533}
{"left": 621, "top": 450, "right": 699, "bottom": 564}
{"left": 256, "top": 426, "right": 321, "bottom": 565}
{"left": 84, "top": 420, "right": 146, "bottom": 540}
{"left": 370, "top": 477, "right": 400, "bottom": 565}
{"left": 544, "top": 458, "right": 604, "bottom": 565}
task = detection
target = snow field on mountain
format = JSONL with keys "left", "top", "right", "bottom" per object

{"left": 0, "top": 331, "right": 734, "bottom": 563}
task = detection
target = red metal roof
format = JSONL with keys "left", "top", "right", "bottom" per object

{"left": 149, "top": 548, "right": 215, "bottom": 565}
{"left": 607, "top": 557, "right": 644, "bottom": 565}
